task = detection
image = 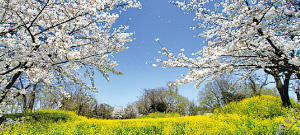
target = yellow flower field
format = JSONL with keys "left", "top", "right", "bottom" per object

{"left": 0, "top": 95, "right": 299, "bottom": 135}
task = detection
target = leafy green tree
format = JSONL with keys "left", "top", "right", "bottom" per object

{"left": 95, "top": 103, "right": 113, "bottom": 119}
{"left": 198, "top": 78, "right": 246, "bottom": 110}
{"left": 135, "top": 83, "right": 193, "bottom": 115}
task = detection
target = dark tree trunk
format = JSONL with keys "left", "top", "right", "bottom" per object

{"left": 22, "top": 94, "right": 27, "bottom": 112}
{"left": 28, "top": 84, "right": 37, "bottom": 112}
{"left": 277, "top": 86, "right": 291, "bottom": 107}
{"left": 273, "top": 72, "right": 292, "bottom": 107}
{"left": 78, "top": 104, "right": 83, "bottom": 115}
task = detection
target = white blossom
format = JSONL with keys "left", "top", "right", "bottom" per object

{"left": 158, "top": 0, "right": 300, "bottom": 99}
{"left": 289, "top": 57, "right": 300, "bottom": 66}
{"left": 0, "top": 0, "right": 140, "bottom": 116}
{"left": 152, "top": 64, "right": 158, "bottom": 67}
{"left": 19, "top": 89, "right": 26, "bottom": 95}
{"left": 155, "top": 38, "right": 160, "bottom": 42}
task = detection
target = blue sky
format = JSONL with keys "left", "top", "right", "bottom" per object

{"left": 93, "top": 0, "right": 205, "bottom": 107}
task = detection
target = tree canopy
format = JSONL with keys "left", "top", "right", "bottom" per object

{"left": 0, "top": 0, "right": 140, "bottom": 116}
{"left": 156, "top": 0, "right": 300, "bottom": 107}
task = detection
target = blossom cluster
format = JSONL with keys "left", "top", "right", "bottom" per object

{"left": 156, "top": 0, "right": 300, "bottom": 87}
{"left": 0, "top": 0, "right": 141, "bottom": 116}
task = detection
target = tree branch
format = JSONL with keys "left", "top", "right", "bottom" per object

{"left": 29, "top": 0, "right": 49, "bottom": 28}
{"left": 33, "top": 14, "right": 84, "bottom": 36}
{"left": 0, "top": 62, "right": 23, "bottom": 75}
{"left": 0, "top": 71, "right": 23, "bottom": 104}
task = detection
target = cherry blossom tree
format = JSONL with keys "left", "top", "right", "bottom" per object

{"left": 111, "top": 106, "right": 125, "bottom": 119}
{"left": 156, "top": 0, "right": 299, "bottom": 107}
{"left": 0, "top": 0, "right": 141, "bottom": 116}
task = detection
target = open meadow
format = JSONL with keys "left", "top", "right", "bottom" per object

{"left": 1, "top": 95, "right": 299, "bottom": 135}
{"left": 0, "top": 0, "right": 300, "bottom": 134}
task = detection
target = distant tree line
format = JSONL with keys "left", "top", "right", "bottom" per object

{"left": 198, "top": 73, "right": 279, "bottom": 112}
{"left": 5, "top": 72, "right": 284, "bottom": 119}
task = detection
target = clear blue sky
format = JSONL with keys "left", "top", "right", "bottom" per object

{"left": 94, "top": 0, "right": 205, "bottom": 107}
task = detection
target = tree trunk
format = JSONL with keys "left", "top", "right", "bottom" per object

{"left": 295, "top": 83, "right": 300, "bottom": 103}
{"left": 296, "top": 90, "right": 300, "bottom": 103}
{"left": 273, "top": 72, "right": 292, "bottom": 107}
{"left": 28, "top": 84, "right": 37, "bottom": 112}
{"left": 249, "top": 77, "right": 258, "bottom": 96}
{"left": 78, "top": 104, "right": 83, "bottom": 115}
{"left": 278, "top": 86, "right": 291, "bottom": 107}
{"left": 22, "top": 94, "right": 27, "bottom": 112}
{"left": 15, "top": 101, "right": 20, "bottom": 113}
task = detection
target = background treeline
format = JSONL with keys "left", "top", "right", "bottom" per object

{"left": 5, "top": 73, "right": 297, "bottom": 119}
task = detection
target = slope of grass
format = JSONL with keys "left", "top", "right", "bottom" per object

{"left": 0, "top": 95, "right": 299, "bottom": 135}
{"left": 1, "top": 109, "right": 80, "bottom": 124}
{"left": 214, "top": 95, "right": 288, "bottom": 118}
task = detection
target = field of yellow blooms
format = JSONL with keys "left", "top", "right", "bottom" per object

{"left": 0, "top": 95, "right": 299, "bottom": 135}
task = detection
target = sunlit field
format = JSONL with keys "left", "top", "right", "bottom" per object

{"left": 1, "top": 0, "right": 299, "bottom": 134}
{"left": 1, "top": 95, "right": 299, "bottom": 135}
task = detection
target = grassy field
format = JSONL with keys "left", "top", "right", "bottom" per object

{"left": 0, "top": 95, "right": 299, "bottom": 135}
